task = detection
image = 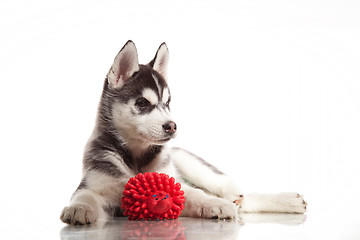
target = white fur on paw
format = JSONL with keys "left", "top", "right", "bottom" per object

{"left": 60, "top": 203, "right": 98, "bottom": 225}
{"left": 201, "top": 198, "right": 239, "bottom": 220}
{"left": 276, "top": 192, "right": 307, "bottom": 213}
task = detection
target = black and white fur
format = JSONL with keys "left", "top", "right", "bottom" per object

{"left": 60, "top": 41, "right": 306, "bottom": 225}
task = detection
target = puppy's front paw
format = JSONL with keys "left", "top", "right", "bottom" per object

{"left": 60, "top": 203, "right": 98, "bottom": 225}
{"left": 203, "top": 198, "right": 239, "bottom": 220}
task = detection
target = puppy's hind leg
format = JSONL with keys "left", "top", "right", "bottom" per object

{"left": 240, "top": 192, "right": 307, "bottom": 214}
{"left": 170, "top": 148, "right": 243, "bottom": 206}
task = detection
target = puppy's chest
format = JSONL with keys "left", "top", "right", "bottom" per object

{"left": 128, "top": 149, "right": 175, "bottom": 177}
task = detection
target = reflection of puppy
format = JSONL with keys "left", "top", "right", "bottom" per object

{"left": 60, "top": 41, "right": 306, "bottom": 225}
{"left": 60, "top": 219, "right": 239, "bottom": 240}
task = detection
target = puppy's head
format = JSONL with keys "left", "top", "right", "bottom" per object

{"left": 104, "top": 41, "right": 176, "bottom": 145}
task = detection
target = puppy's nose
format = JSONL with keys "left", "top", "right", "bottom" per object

{"left": 162, "top": 121, "right": 177, "bottom": 135}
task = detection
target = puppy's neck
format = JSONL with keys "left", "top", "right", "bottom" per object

{"left": 126, "top": 141, "right": 163, "bottom": 171}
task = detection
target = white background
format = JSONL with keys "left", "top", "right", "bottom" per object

{"left": 1, "top": 0, "right": 360, "bottom": 239}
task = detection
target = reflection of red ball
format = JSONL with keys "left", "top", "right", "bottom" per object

{"left": 122, "top": 221, "right": 186, "bottom": 239}
{"left": 121, "top": 172, "right": 185, "bottom": 220}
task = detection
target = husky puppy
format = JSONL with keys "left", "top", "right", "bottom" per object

{"left": 60, "top": 41, "right": 307, "bottom": 225}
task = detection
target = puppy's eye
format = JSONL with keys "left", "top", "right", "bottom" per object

{"left": 135, "top": 98, "right": 150, "bottom": 108}
{"left": 166, "top": 98, "right": 171, "bottom": 107}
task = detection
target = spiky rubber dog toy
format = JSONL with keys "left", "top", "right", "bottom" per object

{"left": 121, "top": 172, "right": 185, "bottom": 220}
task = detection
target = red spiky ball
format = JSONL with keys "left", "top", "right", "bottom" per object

{"left": 121, "top": 172, "right": 185, "bottom": 220}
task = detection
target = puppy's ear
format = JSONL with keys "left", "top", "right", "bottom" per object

{"left": 149, "top": 42, "right": 169, "bottom": 80}
{"left": 107, "top": 40, "right": 140, "bottom": 88}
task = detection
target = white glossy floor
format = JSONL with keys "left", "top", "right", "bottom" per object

{"left": 57, "top": 210, "right": 358, "bottom": 240}
{"left": 2, "top": 202, "right": 359, "bottom": 240}
{"left": 59, "top": 214, "right": 305, "bottom": 240}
